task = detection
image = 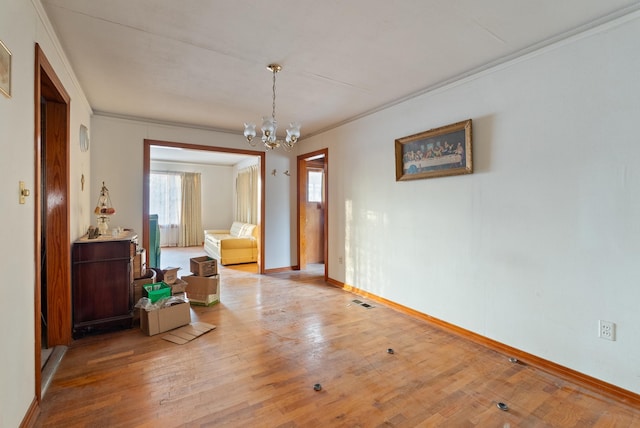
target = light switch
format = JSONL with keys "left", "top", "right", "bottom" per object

{"left": 19, "top": 181, "right": 30, "bottom": 204}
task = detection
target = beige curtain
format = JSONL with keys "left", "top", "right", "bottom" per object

{"left": 179, "top": 172, "right": 203, "bottom": 247}
{"left": 236, "top": 164, "right": 259, "bottom": 224}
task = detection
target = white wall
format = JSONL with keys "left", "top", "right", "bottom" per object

{"left": 91, "top": 115, "right": 296, "bottom": 270}
{"left": 264, "top": 149, "right": 298, "bottom": 267}
{"left": 302, "top": 13, "right": 640, "bottom": 393}
{"left": 150, "top": 160, "right": 235, "bottom": 231}
{"left": 0, "top": 0, "right": 93, "bottom": 426}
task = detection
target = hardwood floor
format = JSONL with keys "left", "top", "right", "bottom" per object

{"left": 34, "top": 255, "right": 639, "bottom": 427}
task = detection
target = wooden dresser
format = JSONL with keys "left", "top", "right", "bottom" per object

{"left": 72, "top": 230, "right": 137, "bottom": 338}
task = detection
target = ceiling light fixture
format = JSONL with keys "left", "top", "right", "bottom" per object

{"left": 244, "top": 64, "right": 301, "bottom": 151}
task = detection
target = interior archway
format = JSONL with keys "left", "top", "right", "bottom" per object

{"left": 142, "top": 139, "right": 266, "bottom": 274}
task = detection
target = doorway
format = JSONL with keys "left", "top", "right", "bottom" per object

{"left": 34, "top": 44, "right": 72, "bottom": 401}
{"left": 297, "top": 149, "right": 328, "bottom": 280}
{"left": 143, "top": 139, "right": 266, "bottom": 274}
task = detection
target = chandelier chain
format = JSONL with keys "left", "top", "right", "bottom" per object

{"left": 272, "top": 69, "right": 277, "bottom": 121}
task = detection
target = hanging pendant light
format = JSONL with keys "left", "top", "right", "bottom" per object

{"left": 244, "top": 64, "right": 301, "bottom": 151}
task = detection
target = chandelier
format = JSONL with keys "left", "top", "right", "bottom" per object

{"left": 244, "top": 64, "right": 301, "bottom": 151}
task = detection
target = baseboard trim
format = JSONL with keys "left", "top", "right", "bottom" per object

{"left": 20, "top": 397, "right": 39, "bottom": 428}
{"left": 327, "top": 277, "right": 640, "bottom": 408}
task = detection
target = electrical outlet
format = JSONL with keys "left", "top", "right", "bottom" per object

{"left": 338, "top": 256, "right": 343, "bottom": 264}
{"left": 598, "top": 320, "right": 616, "bottom": 341}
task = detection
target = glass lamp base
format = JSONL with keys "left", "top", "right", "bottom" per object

{"left": 97, "top": 216, "right": 110, "bottom": 235}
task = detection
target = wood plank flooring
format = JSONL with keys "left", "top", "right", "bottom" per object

{"left": 34, "top": 253, "right": 640, "bottom": 427}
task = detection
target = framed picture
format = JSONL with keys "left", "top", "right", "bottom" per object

{"left": 395, "top": 119, "right": 472, "bottom": 181}
{"left": 0, "top": 39, "right": 11, "bottom": 98}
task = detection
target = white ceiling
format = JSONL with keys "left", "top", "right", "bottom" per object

{"left": 43, "top": 0, "right": 640, "bottom": 140}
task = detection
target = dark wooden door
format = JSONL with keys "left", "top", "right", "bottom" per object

{"left": 42, "top": 98, "right": 71, "bottom": 346}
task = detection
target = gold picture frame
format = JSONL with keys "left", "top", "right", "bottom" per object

{"left": 395, "top": 119, "right": 472, "bottom": 181}
{"left": 0, "top": 39, "right": 11, "bottom": 98}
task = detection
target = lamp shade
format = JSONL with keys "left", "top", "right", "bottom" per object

{"left": 261, "top": 116, "right": 276, "bottom": 136}
{"left": 243, "top": 123, "right": 256, "bottom": 139}
{"left": 286, "top": 122, "right": 301, "bottom": 143}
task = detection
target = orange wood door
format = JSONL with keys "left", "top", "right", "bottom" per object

{"left": 43, "top": 100, "right": 72, "bottom": 346}
{"left": 305, "top": 200, "right": 324, "bottom": 263}
{"left": 304, "top": 165, "right": 324, "bottom": 264}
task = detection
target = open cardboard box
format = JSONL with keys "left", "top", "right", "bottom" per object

{"left": 171, "top": 278, "right": 188, "bottom": 294}
{"left": 132, "top": 270, "right": 157, "bottom": 323}
{"left": 140, "top": 300, "right": 191, "bottom": 336}
{"left": 190, "top": 255, "right": 218, "bottom": 276}
{"left": 161, "top": 267, "right": 180, "bottom": 284}
{"left": 182, "top": 274, "right": 220, "bottom": 306}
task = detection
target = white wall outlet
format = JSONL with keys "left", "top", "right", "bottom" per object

{"left": 338, "top": 256, "right": 343, "bottom": 264}
{"left": 598, "top": 320, "right": 616, "bottom": 341}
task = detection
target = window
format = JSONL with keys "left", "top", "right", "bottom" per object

{"left": 308, "top": 169, "right": 323, "bottom": 203}
{"left": 150, "top": 172, "right": 181, "bottom": 246}
{"left": 150, "top": 172, "right": 181, "bottom": 226}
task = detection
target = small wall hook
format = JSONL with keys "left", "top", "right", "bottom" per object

{"left": 271, "top": 169, "right": 277, "bottom": 176}
{"left": 283, "top": 170, "right": 290, "bottom": 176}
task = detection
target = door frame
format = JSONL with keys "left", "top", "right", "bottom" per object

{"left": 34, "top": 43, "right": 72, "bottom": 401}
{"left": 296, "top": 148, "right": 328, "bottom": 280}
{"left": 142, "top": 139, "right": 266, "bottom": 274}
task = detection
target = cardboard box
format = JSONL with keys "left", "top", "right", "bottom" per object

{"left": 133, "top": 249, "right": 147, "bottom": 279}
{"left": 140, "top": 300, "right": 191, "bottom": 336}
{"left": 162, "top": 267, "right": 180, "bottom": 284}
{"left": 133, "top": 270, "right": 157, "bottom": 303}
{"left": 171, "top": 278, "right": 187, "bottom": 294}
{"left": 188, "top": 292, "right": 219, "bottom": 306}
{"left": 183, "top": 274, "right": 219, "bottom": 295}
{"left": 133, "top": 270, "right": 157, "bottom": 323}
{"left": 183, "top": 274, "right": 220, "bottom": 306}
{"left": 190, "top": 256, "right": 218, "bottom": 276}
{"left": 143, "top": 282, "right": 172, "bottom": 303}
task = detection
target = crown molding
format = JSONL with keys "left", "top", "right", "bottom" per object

{"left": 31, "top": 0, "right": 93, "bottom": 115}
{"left": 304, "top": 5, "right": 640, "bottom": 140}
